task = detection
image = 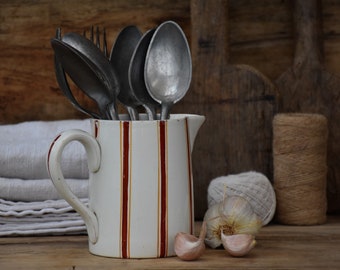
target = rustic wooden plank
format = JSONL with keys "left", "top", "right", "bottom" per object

{"left": 227, "top": 0, "right": 294, "bottom": 80}
{"left": 185, "top": 0, "right": 278, "bottom": 219}
{"left": 323, "top": 0, "right": 340, "bottom": 75}
{"left": 227, "top": 0, "right": 340, "bottom": 79}
{"left": 275, "top": 0, "right": 340, "bottom": 213}
{"left": 0, "top": 217, "right": 339, "bottom": 269}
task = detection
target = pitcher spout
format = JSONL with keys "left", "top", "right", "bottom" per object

{"left": 186, "top": 114, "right": 205, "bottom": 152}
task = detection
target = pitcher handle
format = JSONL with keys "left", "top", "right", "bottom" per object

{"left": 47, "top": 129, "right": 101, "bottom": 244}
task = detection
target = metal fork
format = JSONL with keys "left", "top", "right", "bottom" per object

{"left": 83, "top": 26, "right": 108, "bottom": 58}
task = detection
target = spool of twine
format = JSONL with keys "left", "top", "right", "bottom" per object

{"left": 273, "top": 113, "right": 328, "bottom": 225}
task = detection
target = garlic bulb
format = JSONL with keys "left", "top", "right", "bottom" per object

{"left": 174, "top": 221, "right": 206, "bottom": 261}
{"left": 204, "top": 195, "right": 262, "bottom": 249}
{"left": 221, "top": 233, "right": 256, "bottom": 257}
{"left": 219, "top": 196, "right": 262, "bottom": 235}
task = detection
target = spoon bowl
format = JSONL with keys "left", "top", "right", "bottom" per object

{"left": 61, "top": 32, "right": 120, "bottom": 119}
{"left": 53, "top": 28, "right": 100, "bottom": 119}
{"left": 144, "top": 21, "right": 192, "bottom": 120}
{"left": 110, "top": 26, "right": 142, "bottom": 120}
{"left": 51, "top": 38, "right": 116, "bottom": 119}
{"left": 128, "top": 29, "right": 159, "bottom": 120}
{"left": 54, "top": 55, "right": 101, "bottom": 119}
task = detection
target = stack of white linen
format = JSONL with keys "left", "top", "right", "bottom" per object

{"left": 0, "top": 119, "right": 91, "bottom": 236}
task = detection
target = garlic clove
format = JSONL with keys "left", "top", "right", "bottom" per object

{"left": 221, "top": 232, "right": 256, "bottom": 257}
{"left": 203, "top": 203, "right": 224, "bottom": 248}
{"left": 204, "top": 196, "right": 262, "bottom": 249}
{"left": 174, "top": 221, "right": 206, "bottom": 261}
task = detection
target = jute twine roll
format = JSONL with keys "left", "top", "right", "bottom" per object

{"left": 273, "top": 113, "right": 328, "bottom": 225}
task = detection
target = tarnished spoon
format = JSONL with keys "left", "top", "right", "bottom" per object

{"left": 51, "top": 38, "right": 116, "bottom": 119}
{"left": 110, "top": 26, "right": 143, "bottom": 120}
{"left": 128, "top": 29, "right": 159, "bottom": 120}
{"left": 144, "top": 21, "right": 192, "bottom": 120}
{"left": 61, "top": 32, "right": 120, "bottom": 120}
{"left": 53, "top": 28, "right": 100, "bottom": 119}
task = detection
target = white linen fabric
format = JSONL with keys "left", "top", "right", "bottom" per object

{"left": 0, "top": 119, "right": 92, "bottom": 236}
{"left": 0, "top": 178, "right": 88, "bottom": 201}
{"left": 0, "top": 198, "right": 87, "bottom": 236}
{"left": 0, "top": 119, "right": 91, "bottom": 179}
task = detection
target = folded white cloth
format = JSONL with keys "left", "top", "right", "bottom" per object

{"left": 0, "top": 119, "right": 91, "bottom": 179}
{"left": 0, "top": 198, "right": 87, "bottom": 236}
{"left": 0, "top": 119, "right": 90, "bottom": 143}
{"left": 0, "top": 178, "right": 88, "bottom": 201}
{"left": 0, "top": 120, "right": 94, "bottom": 235}
{"left": 0, "top": 198, "right": 86, "bottom": 215}
{"left": 0, "top": 221, "right": 86, "bottom": 236}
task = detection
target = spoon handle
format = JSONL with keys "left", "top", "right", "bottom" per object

{"left": 107, "top": 102, "right": 119, "bottom": 120}
{"left": 143, "top": 104, "right": 157, "bottom": 120}
{"left": 126, "top": 106, "right": 139, "bottom": 121}
{"left": 160, "top": 102, "right": 172, "bottom": 120}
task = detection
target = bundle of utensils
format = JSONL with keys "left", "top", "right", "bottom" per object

{"left": 51, "top": 21, "right": 192, "bottom": 121}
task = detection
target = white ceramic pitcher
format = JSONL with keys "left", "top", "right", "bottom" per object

{"left": 47, "top": 114, "right": 205, "bottom": 258}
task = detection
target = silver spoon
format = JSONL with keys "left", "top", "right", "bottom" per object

{"left": 53, "top": 28, "right": 100, "bottom": 119}
{"left": 110, "top": 26, "right": 142, "bottom": 120}
{"left": 61, "top": 32, "right": 120, "bottom": 120}
{"left": 51, "top": 38, "right": 116, "bottom": 119}
{"left": 144, "top": 21, "right": 192, "bottom": 120}
{"left": 128, "top": 29, "right": 159, "bottom": 120}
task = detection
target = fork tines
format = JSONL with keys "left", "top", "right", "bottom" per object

{"left": 83, "top": 26, "right": 108, "bottom": 58}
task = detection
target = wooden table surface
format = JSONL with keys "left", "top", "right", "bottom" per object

{"left": 0, "top": 216, "right": 339, "bottom": 269}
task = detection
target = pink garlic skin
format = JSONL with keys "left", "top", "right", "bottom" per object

{"left": 174, "top": 221, "right": 207, "bottom": 261}
{"left": 174, "top": 232, "right": 205, "bottom": 260}
{"left": 221, "top": 233, "right": 256, "bottom": 257}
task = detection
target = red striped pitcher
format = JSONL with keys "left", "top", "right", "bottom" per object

{"left": 47, "top": 114, "right": 205, "bottom": 258}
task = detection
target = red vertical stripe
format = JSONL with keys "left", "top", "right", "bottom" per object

{"left": 185, "top": 118, "right": 194, "bottom": 234}
{"left": 121, "top": 121, "right": 130, "bottom": 258}
{"left": 47, "top": 134, "right": 61, "bottom": 170}
{"left": 159, "top": 121, "right": 168, "bottom": 257}
{"left": 94, "top": 120, "right": 99, "bottom": 138}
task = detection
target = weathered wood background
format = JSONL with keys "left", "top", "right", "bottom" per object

{"left": 1, "top": 0, "right": 339, "bottom": 219}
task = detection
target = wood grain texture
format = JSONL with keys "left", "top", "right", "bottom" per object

{"left": 0, "top": 217, "right": 340, "bottom": 269}
{"left": 227, "top": 0, "right": 340, "bottom": 79}
{"left": 187, "top": 0, "right": 278, "bottom": 219}
{"left": 275, "top": 0, "right": 340, "bottom": 213}
{"left": 0, "top": 0, "right": 190, "bottom": 123}
{"left": 228, "top": 0, "right": 294, "bottom": 79}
